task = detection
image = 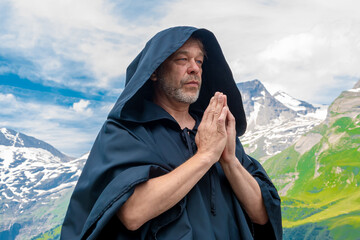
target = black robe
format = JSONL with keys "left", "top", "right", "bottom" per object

{"left": 61, "top": 26, "right": 282, "bottom": 240}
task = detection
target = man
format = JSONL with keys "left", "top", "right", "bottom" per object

{"left": 61, "top": 26, "right": 282, "bottom": 239}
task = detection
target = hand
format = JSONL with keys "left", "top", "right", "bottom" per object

{"left": 220, "top": 95, "right": 237, "bottom": 164}
{"left": 195, "top": 92, "right": 228, "bottom": 164}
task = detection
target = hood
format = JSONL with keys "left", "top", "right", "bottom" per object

{"left": 108, "top": 26, "right": 247, "bottom": 136}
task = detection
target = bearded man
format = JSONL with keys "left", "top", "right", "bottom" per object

{"left": 61, "top": 26, "right": 282, "bottom": 240}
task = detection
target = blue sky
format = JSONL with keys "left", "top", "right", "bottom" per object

{"left": 1, "top": 0, "right": 360, "bottom": 157}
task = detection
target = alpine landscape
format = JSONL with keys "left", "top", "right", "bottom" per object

{"left": 1, "top": 79, "right": 359, "bottom": 240}
{"left": 264, "top": 80, "right": 360, "bottom": 239}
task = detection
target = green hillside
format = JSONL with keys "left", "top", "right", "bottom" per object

{"left": 31, "top": 225, "right": 61, "bottom": 240}
{"left": 264, "top": 86, "right": 360, "bottom": 240}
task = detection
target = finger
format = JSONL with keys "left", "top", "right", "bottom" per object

{"left": 206, "top": 92, "right": 220, "bottom": 122}
{"left": 202, "top": 96, "right": 215, "bottom": 123}
{"left": 223, "top": 94, "right": 228, "bottom": 107}
{"left": 213, "top": 93, "right": 224, "bottom": 121}
{"left": 217, "top": 106, "right": 228, "bottom": 134}
{"left": 228, "top": 108, "right": 235, "bottom": 121}
{"left": 226, "top": 108, "right": 236, "bottom": 130}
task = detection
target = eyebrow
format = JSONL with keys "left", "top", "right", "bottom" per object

{"left": 174, "top": 50, "right": 204, "bottom": 57}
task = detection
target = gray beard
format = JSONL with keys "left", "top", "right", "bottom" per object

{"left": 172, "top": 87, "right": 200, "bottom": 104}
{"left": 158, "top": 77, "right": 201, "bottom": 104}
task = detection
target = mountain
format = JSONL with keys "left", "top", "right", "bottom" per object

{"left": 238, "top": 80, "right": 327, "bottom": 162}
{"left": 0, "top": 128, "right": 71, "bottom": 161}
{"left": 237, "top": 79, "right": 297, "bottom": 128}
{"left": 0, "top": 128, "right": 87, "bottom": 240}
{"left": 263, "top": 80, "right": 360, "bottom": 239}
{"left": 273, "top": 91, "right": 318, "bottom": 115}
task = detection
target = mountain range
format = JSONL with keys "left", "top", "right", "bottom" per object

{"left": 238, "top": 79, "right": 327, "bottom": 162}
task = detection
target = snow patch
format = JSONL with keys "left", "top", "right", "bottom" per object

{"left": 1, "top": 128, "right": 19, "bottom": 146}
{"left": 274, "top": 91, "right": 305, "bottom": 112}
{"left": 307, "top": 104, "right": 328, "bottom": 120}
{"left": 2, "top": 191, "right": 14, "bottom": 199}
{"left": 248, "top": 102, "right": 261, "bottom": 125}
{"left": 347, "top": 88, "right": 360, "bottom": 93}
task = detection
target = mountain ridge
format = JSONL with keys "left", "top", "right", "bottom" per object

{"left": 0, "top": 129, "right": 87, "bottom": 240}
{"left": 238, "top": 79, "right": 327, "bottom": 162}
{"left": 0, "top": 128, "right": 72, "bottom": 161}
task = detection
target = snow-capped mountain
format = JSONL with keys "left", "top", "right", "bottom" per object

{"left": 273, "top": 91, "right": 318, "bottom": 115}
{"left": 237, "top": 79, "right": 298, "bottom": 129}
{"left": 273, "top": 90, "right": 328, "bottom": 120}
{"left": 237, "top": 80, "right": 328, "bottom": 162}
{"left": 0, "top": 128, "right": 71, "bottom": 161}
{"left": 0, "top": 128, "right": 87, "bottom": 240}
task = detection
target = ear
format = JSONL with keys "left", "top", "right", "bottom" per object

{"left": 150, "top": 71, "right": 157, "bottom": 82}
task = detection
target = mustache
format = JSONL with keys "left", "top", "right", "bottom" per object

{"left": 181, "top": 75, "right": 201, "bottom": 84}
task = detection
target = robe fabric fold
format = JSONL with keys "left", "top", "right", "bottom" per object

{"left": 61, "top": 26, "right": 282, "bottom": 240}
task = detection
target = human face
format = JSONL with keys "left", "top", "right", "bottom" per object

{"left": 154, "top": 39, "right": 204, "bottom": 104}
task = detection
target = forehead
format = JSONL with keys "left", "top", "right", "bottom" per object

{"left": 173, "top": 38, "right": 205, "bottom": 56}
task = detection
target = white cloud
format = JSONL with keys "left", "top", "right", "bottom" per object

{"left": 71, "top": 99, "right": 93, "bottom": 116}
{"left": 254, "top": 21, "right": 360, "bottom": 103}
{"left": 0, "top": 93, "right": 16, "bottom": 102}
{"left": 155, "top": 0, "right": 360, "bottom": 104}
{"left": 0, "top": 0, "right": 146, "bottom": 90}
{"left": 2, "top": 0, "right": 360, "bottom": 104}
{"left": 259, "top": 33, "right": 319, "bottom": 62}
{"left": 0, "top": 93, "right": 110, "bottom": 157}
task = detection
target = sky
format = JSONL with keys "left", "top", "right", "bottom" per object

{"left": 1, "top": 0, "right": 360, "bottom": 157}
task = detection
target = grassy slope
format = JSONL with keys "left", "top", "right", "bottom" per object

{"left": 264, "top": 115, "right": 360, "bottom": 239}
{"left": 17, "top": 189, "right": 72, "bottom": 240}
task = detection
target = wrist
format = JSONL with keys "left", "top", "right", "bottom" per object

{"left": 220, "top": 156, "right": 239, "bottom": 168}
{"left": 195, "top": 150, "right": 219, "bottom": 166}
{"left": 220, "top": 153, "right": 237, "bottom": 163}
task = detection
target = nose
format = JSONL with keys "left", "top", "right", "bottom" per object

{"left": 187, "top": 59, "right": 201, "bottom": 75}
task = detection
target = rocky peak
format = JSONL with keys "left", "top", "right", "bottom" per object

{"left": 353, "top": 79, "right": 360, "bottom": 89}
{"left": 327, "top": 80, "right": 360, "bottom": 124}
{"left": 0, "top": 128, "right": 71, "bottom": 161}
{"left": 237, "top": 80, "right": 298, "bottom": 130}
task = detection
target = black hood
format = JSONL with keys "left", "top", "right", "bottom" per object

{"left": 108, "top": 26, "right": 247, "bottom": 136}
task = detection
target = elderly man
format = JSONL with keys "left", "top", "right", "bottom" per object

{"left": 61, "top": 26, "right": 282, "bottom": 240}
